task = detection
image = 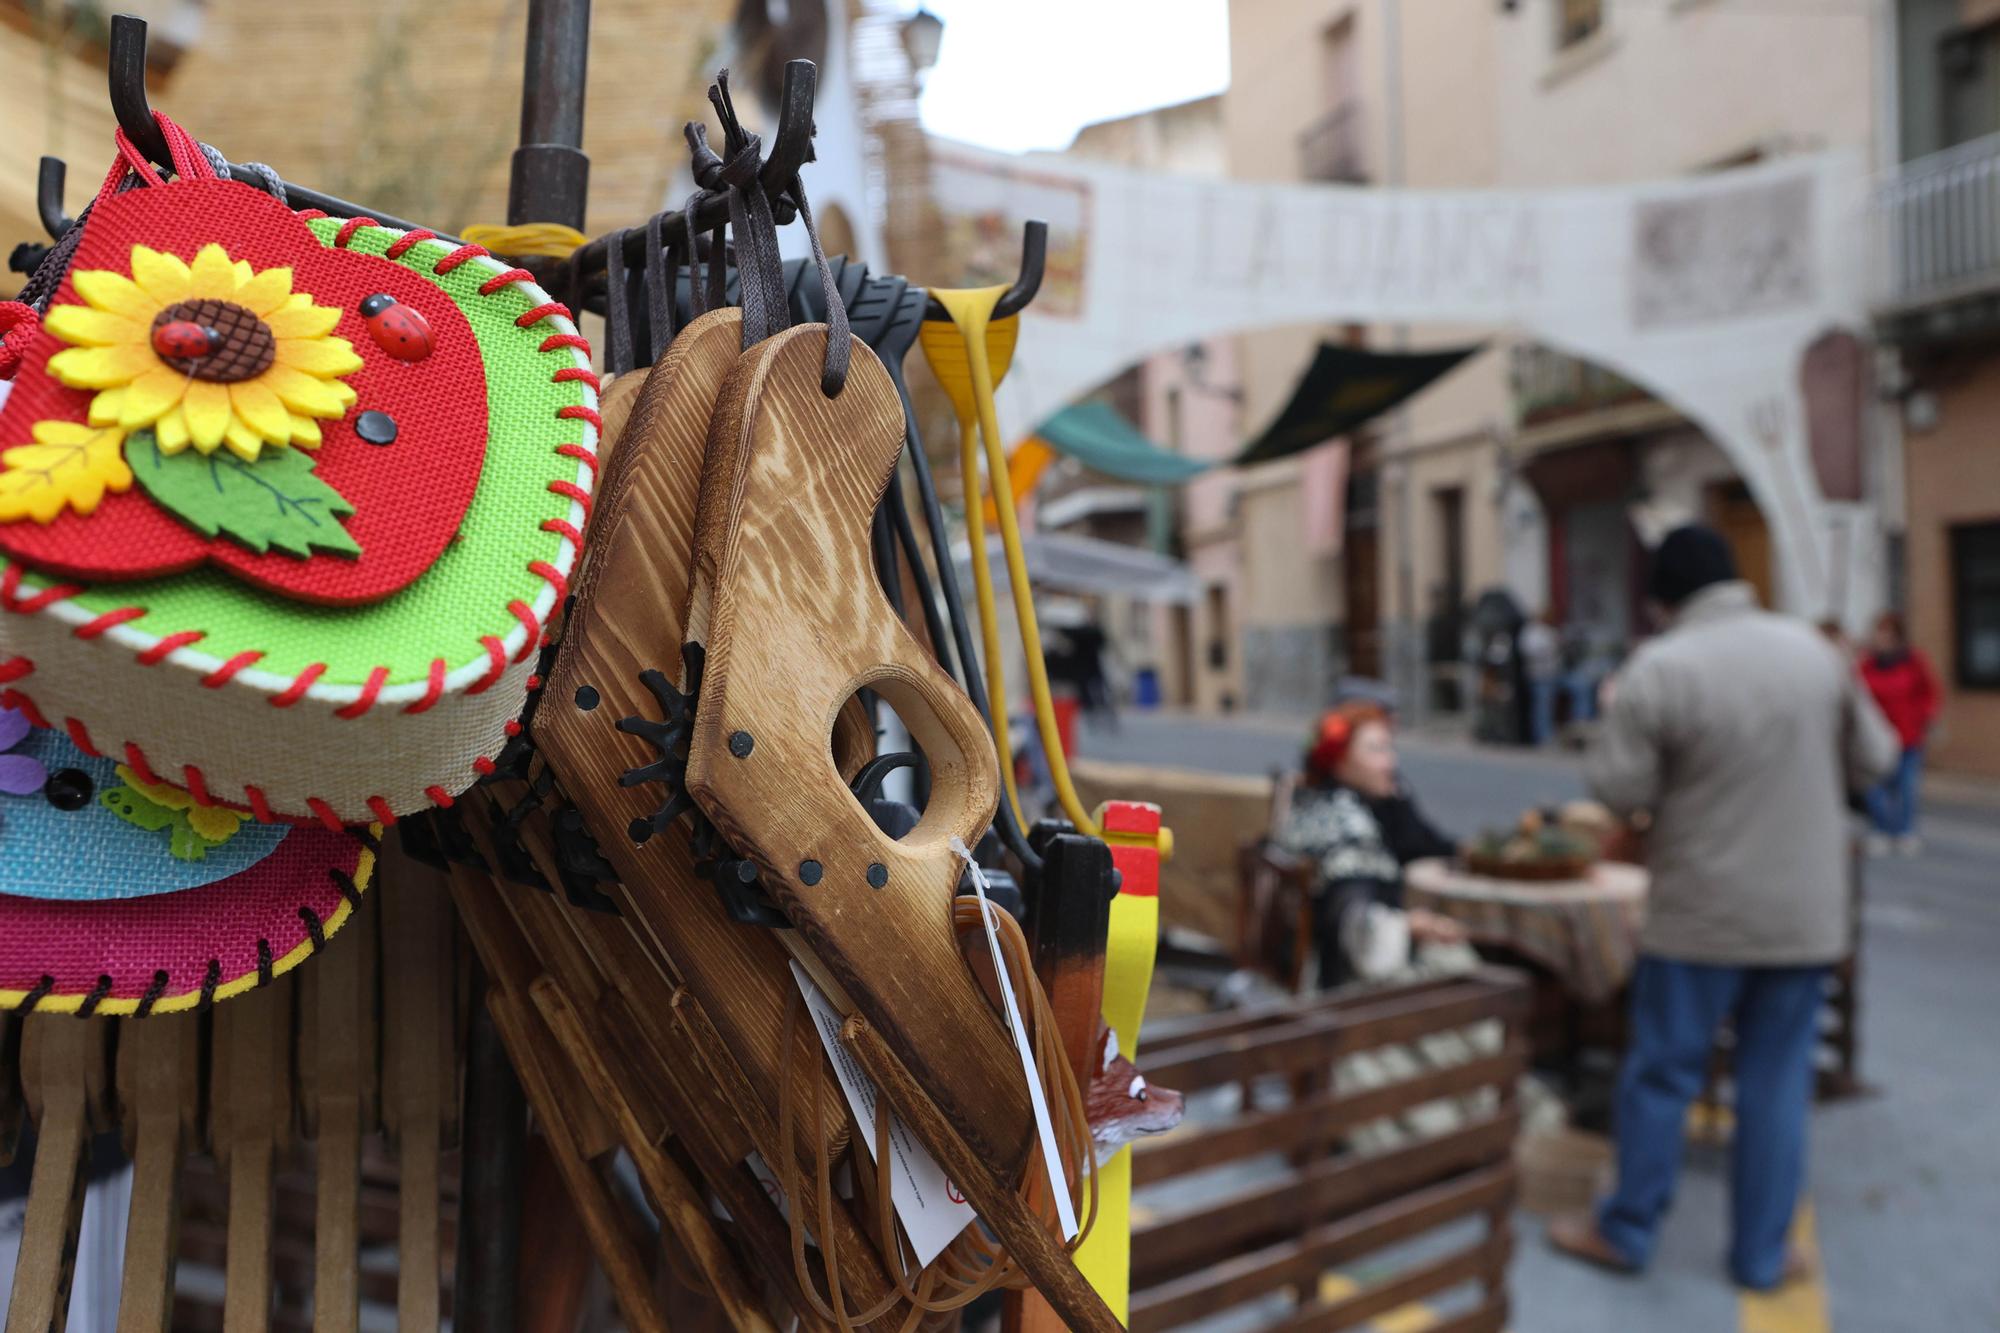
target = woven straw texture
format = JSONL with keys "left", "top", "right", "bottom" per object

{"left": 0, "top": 826, "right": 373, "bottom": 1015}
{"left": 0, "top": 724, "right": 287, "bottom": 900}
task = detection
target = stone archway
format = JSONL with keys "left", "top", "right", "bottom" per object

{"left": 928, "top": 143, "right": 1878, "bottom": 620}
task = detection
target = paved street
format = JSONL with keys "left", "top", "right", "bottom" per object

{"left": 1085, "top": 710, "right": 2000, "bottom": 1333}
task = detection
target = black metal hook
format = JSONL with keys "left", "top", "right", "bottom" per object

{"left": 102, "top": 13, "right": 448, "bottom": 236}
{"left": 553, "top": 58, "right": 820, "bottom": 304}
{"left": 924, "top": 219, "right": 1046, "bottom": 322}
{"left": 108, "top": 14, "right": 170, "bottom": 170}
{"left": 37, "top": 158, "right": 73, "bottom": 241}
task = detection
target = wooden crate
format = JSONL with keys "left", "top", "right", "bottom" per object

{"left": 1125, "top": 969, "right": 1530, "bottom": 1332}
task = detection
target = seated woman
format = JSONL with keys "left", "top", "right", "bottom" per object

{"left": 1278, "top": 702, "right": 1465, "bottom": 990}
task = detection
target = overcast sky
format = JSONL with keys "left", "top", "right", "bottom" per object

{"left": 915, "top": 0, "right": 1231, "bottom": 154}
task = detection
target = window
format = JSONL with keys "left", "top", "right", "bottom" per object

{"left": 1558, "top": 0, "right": 1604, "bottom": 49}
{"left": 1952, "top": 521, "right": 2000, "bottom": 690}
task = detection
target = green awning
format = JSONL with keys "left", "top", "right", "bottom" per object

{"left": 1235, "top": 342, "right": 1482, "bottom": 466}
{"left": 1033, "top": 401, "right": 1212, "bottom": 485}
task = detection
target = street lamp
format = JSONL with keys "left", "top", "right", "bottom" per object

{"left": 901, "top": 6, "right": 944, "bottom": 74}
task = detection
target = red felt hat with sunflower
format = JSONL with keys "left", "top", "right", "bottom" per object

{"left": 0, "top": 114, "right": 597, "bottom": 829}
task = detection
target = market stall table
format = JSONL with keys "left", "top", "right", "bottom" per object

{"left": 1405, "top": 857, "right": 1647, "bottom": 1007}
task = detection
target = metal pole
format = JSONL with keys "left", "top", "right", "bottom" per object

{"left": 509, "top": 0, "right": 593, "bottom": 228}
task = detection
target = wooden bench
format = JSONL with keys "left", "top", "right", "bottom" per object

{"left": 1125, "top": 969, "right": 1531, "bottom": 1332}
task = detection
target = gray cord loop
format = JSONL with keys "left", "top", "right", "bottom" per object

{"left": 679, "top": 187, "right": 713, "bottom": 320}
{"left": 603, "top": 226, "right": 635, "bottom": 375}
{"left": 644, "top": 209, "right": 675, "bottom": 361}
{"left": 789, "top": 183, "right": 850, "bottom": 398}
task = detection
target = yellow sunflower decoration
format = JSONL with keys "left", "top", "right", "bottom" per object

{"left": 43, "top": 243, "right": 363, "bottom": 463}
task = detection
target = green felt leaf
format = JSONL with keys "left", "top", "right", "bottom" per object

{"left": 125, "top": 431, "right": 362, "bottom": 560}
{"left": 166, "top": 818, "right": 221, "bottom": 862}
{"left": 100, "top": 784, "right": 177, "bottom": 833}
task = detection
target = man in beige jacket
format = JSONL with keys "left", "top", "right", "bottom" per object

{"left": 1551, "top": 525, "right": 1897, "bottom": 1290}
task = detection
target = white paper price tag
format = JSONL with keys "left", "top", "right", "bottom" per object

{"left": 787, "top": 960, "right": 977, "bottom": 1267}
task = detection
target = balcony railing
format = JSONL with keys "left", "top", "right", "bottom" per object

{"left": 1872, "top": 130, "right": 2000, "bottom": 317}
{"left": 1510, "top": 343, "right": 1649, "bottom": 428}
{"left": 1298, "top": 101, "right": 1367, "bottom": 185}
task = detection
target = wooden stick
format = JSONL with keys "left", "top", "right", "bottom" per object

{"left": 5, "top": 1018, "right": 93, "bottom": 1333}
{"left": 485, "top": 986, "right": 672, "bottom": 1333}
{"left": 114, "top": 1015, "right": 197, "bottom": 1333}
{"left": 211, "top": 979, "right": 294, "bottom": 1333}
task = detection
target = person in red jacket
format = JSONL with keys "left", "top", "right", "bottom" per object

{"left": 1858, "top": 612, "right": 1940, "bottom": 854}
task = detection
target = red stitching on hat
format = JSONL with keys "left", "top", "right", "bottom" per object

{"left": 556, "top": 404, "right": 602, "bottom": 432}
{"left": 555, "top": 442, "right": 599, "bottom": 478}
{"left": 366, "top": 796, "right": 397, "bottom": 826}
{"left": 202, "top": 650, "right": 264, "bottom": 688}
{"left": 478, "top": 267, "right": 537, "bottom": 296}
{"left": 1, "top": 690, "right": 47, "bottom": 728}
{"left": 73, "top": 606, "right": 146, "bottom": 639}
{"left": 472, "top": 756, "right": 497, "bottom": 776}
{"left": 526, "top": 674, "right": 542, "bottom": 691}
{"left": 552, "top": 367, "right": 601, "bottom": 391}
{"left": 548, "top": 480, "right": 592, "bottom": 521}
{"left": 528, "top": 560, "right": 568, "bottom": 606}
{"left": 271, "top": 662, "right": 327, "bottom": 708}
{"left": 307, "top": 797, "right": 344, "bottom": 831}
{"left": 123, "top": 742, "right": 161, "bottom": 786}
{"left": 432, "top": 243, "right": 491, "bottom": 275}
{"left": 0, "top": 656, "right": 32, "bottom": 684}
{"left": 403, "top": 658, "right": 448, "bottom": 715}
{"left": 332, "top": 666, "right": 390, "bottom": 720}
{"left": 385, "top": 228, "right": 437, "bottom": 260}
{"left": 182, "top": 764, "right": 215, "bottom": 807}
{"left": 515, "top": 301, "right": 571, "bottom": 329}
{"left": 1, "top": 564, "right": 86, "bottom": 613}
{"left": 137, "top": 630, "right": 204, "bottom": 665}
{"left": 469, "top": 637, "right": 507, "bottom": 694}
{"left": 503, "top": 719, "right": 523, "bottom": 739}
{"left": 541, "top": 518, "right": 583, "bottom": 550}
{"left": 63, "top": 717, "right": 98, "bottom": 757}
{"left": 539, "top": 333, "right": 590, "bottom": 354}
{"left": 505, "top": 601, "right": 540, "bottom": 661}
{"left": 425, "top": 785, "right": 454, "bottom": 808}
{"left": 334, "top": 217, "right": 379, "bottom": 248}
{"left": 245, "top": 784, "right": 274, "bottom": 823}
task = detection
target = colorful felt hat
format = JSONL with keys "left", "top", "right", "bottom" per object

{"left": 0, "top": 116, "right": 597, "bottom": 828}
{"left": 0, "top": 708, "right": 375, "bottom": 1015}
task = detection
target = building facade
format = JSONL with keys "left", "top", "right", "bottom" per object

{"left": 1873, "top": 0, "right": 2000, "bottom": 778}
{"left": 1222, "top": 0, "right": 1884, "bottom": 724}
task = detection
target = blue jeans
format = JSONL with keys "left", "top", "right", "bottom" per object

{"left": 1598, "top": 957, "right": 1828, "bottom": 1290}
{"left": 1865, "top": 745, "right": 1924, "bottom": 837}
{"left": 1563, "top": 671, "right": 1599, "bottom": 723}
{"left": 1528, "top": 678, "right": 1558, "bottom": 745}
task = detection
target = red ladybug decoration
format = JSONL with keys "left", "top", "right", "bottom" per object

{"left": 151, "top": 320, "right": 220, "bottom": 360}
{"left": 358, "top": 293, "right": 433, "bottom": 363}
